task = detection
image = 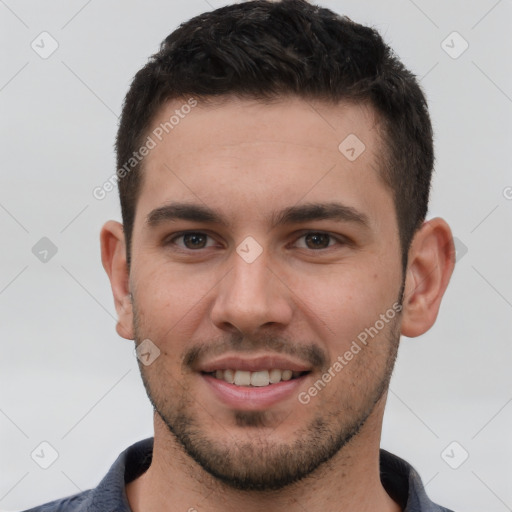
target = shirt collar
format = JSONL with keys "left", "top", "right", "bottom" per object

{"left": 88, "top": 438, "right": 452, "bottom": 512}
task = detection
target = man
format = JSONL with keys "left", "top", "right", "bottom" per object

{"left": 24, "top": 0, "right": 456, "bottom": 510}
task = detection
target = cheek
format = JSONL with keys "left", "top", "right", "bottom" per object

{"left": 131, "top": 262, "right": 218, "bottom": 340}
{"left": 291, "top": 260, "right": 399, "bottom": 353}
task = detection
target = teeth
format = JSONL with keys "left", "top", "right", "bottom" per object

{"left": 251, "top": 370, "right": 270, "bottom": 387}
{"left": 210, "top": 369, "right": 304, "bottom": 387}
{"left": 269, "top": 368, "right": 282, "bottom": 384}
{"left": 234, "top": 370, "right": 251, "bottom": 386}
{"left": 281, "top": 369, "right": 293, "bottom": 381}
{"left": 224, "top": 369, "right": 235, "bottom": 384}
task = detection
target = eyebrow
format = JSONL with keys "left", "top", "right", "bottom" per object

{"left": 147, "top": 202, "right": 227, "bottom": 227}
{"left": 146, "top": 201, "right": 370, "bottom": 230}
{"left": 270, "top": 202, "right": 370, "bottom": 230}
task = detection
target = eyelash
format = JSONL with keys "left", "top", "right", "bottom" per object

{"left": 165, "top": 231, "right": 348, "bottom": 252}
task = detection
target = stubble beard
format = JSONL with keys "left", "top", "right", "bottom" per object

{"left": 133, "top": 305, "right": 402, "bottom": 492}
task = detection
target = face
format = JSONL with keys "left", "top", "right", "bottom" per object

{"left": 128, "top": 96, "right": 405, "bottom": 490}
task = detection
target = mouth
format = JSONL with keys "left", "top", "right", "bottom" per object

{"left": 196, "top": 354, "right": 314, "bottom": 409}
{"left": 200, "top": 369, "right": 312, "bottom": 410}
{"left": 202, "top": 369, "right": 311, "bottom": 387}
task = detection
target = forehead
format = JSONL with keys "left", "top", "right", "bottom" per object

{"left": 148, "top": 95, "right": 381, "bottom": 160}
{"left": 136, "top": 96, "right": 393, "bottom": 230}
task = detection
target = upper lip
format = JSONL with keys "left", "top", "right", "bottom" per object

{"left": 197, "top": 354, "right": 312, "bottom": 373}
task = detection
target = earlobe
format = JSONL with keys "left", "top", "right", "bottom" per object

{"left": 100, "top": 220, "right": 134, "bottom": 340}
{"left": 400, "top": 218, "right": 455, "bottom": 338}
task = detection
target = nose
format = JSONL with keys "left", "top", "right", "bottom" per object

{"left": 210, "top": 250, "right": 294, "bottom": 335}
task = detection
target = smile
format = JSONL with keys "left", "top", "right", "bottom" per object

{"left": 203, "top": 369, "right": 309, "bottom": 387}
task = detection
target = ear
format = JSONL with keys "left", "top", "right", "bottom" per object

{"left": 400, "top": 217, "right": 455, "bottom": 338}
{"left": 100, "top": 220, "right": 134, "bottom": 340}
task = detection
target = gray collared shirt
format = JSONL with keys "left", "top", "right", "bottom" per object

{"left": 22, "top": 437, "right": 455, "bottom": 511}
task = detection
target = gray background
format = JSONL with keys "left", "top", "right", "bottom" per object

{"left": 1, "top": 1, "right": 511, "bottom": 510}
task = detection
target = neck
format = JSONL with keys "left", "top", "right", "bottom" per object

{"left": 126, "top": 403, "right": 401, "bottom": 512}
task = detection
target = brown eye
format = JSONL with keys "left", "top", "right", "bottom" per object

{"left": 301, "top": 232, "right": 334, "bottom": 250}
{"left": 168, "top": 232, "right": 216, "bottom": 250}
{"left": 182, "top": 233, "right": 207, "bottom": 249}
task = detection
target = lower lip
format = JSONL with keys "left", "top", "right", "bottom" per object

{"left": 201, "top": 373, "right": 309, "bottom": 410}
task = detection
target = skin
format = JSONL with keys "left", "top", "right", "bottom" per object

{"left": 101, "top": 95, "right": 455, "bottom": 512}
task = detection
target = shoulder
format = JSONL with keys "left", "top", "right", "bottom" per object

{"left": 19, "top": 437, "right": 153, "bottom": 512}
{"left": 20, "top": 490, "right": 92, "bottom": 512}
{"left": 380, "top": 449, "right": 457, "bottom": 512}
